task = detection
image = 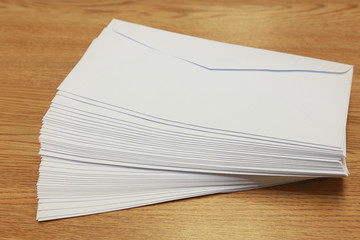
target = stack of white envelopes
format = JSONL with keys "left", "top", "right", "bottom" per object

{"left": 37, "top": 19, "right": 353, "bottom": 221}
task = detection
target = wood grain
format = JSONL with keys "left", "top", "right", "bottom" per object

{"left": 0, "top": 0, "right": 359, "bottom": 239}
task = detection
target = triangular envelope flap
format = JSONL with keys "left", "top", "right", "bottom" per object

{"left": 108, "top": 19, "right": 352, "bottom": 73}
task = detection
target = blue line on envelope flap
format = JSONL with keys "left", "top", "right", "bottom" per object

{"left": 112, "top": 28, "right": 351, "bottom": 75}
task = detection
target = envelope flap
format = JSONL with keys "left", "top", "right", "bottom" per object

{"left": 108, "top": 19, "right": 351, "bottom": 74}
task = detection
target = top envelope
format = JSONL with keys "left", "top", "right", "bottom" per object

{"left": 59, "top": 19, "right": 353, "bottom": 150}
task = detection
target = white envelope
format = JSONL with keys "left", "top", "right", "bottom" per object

{"left": 37, "top": 20, "right": 354, "bottom": 221}
{"left": 58, "top": 19, "right": 353, "bottom": 150}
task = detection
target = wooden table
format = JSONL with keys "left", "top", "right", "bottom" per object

{"left": 0, "top": 0, "right": 359, "bottom": 239}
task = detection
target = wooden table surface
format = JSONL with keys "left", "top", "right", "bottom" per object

{"left": 0, "top": 0, "right": 359, "bottom": 239}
